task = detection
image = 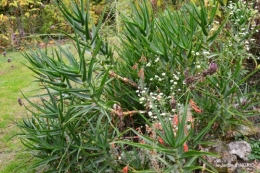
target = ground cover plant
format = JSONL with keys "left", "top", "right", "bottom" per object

{"left": 16, "top": 0, "right": 260, "bottom": 172}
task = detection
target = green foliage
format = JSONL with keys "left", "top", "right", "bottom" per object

{"left": 118, "top": 0, "right": 259, "bottom": 137}
{"left": 249, "top": 138, "right": 260, "bottom": 161}
{"left": 16, "top": 0, "right": 259, "bottom": 172}
{"left": 0, "top": 0, "right": 73, "bottom": 50}
{"left": 0, "top": 0, "right": 116, "bottom": 51}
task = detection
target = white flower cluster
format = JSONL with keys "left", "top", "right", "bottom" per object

{"left": 228, "top": 0, "right": 258, "bottom": 28}
{"left": 169, "top": 72, "right": 181, "bottom": 92}
{"left": 220, "top": 0, "right": 258, "bottom": 62}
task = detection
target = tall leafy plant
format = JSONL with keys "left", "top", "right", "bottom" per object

{"left": 17, "top": 0, "right": 259, "bottom": 172}
{"left": 115, "top": 0, "right": 259, "bottom": 136}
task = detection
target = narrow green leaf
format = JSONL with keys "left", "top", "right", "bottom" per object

{"left": 193, "top": 115, "right": 218, "bottom": 145}
{"left": 180, "top": 150, "right": 217, "bottom": 159}
{"left": 87, "top": 57, "right": 95, "bottom": 85}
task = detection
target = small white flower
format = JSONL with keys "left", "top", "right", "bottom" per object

{"left": 148, "top": 111, "right": 153, "bottom": 116}
{"left": 197, "top": 65, "right": 201, "bottom": 68}
{"left": 172, "top": 109, "right": 176, "bottom": 112}
{"left": 196, "top": 52, "right": 200, "bottom": 56}
{"left": 139, "top": 97, "right": 145, "bottom": 101}
{"left": 178, "top": 89, "right": 181, "bottom": 91}
{"left": 161, "top": 113, "right": 166, "bottom": 116}
{"left": 136, "top": 90, "right": 139, "bottom": 93}
{"left": 150, "top": 78, "right": 153, "bottom": 81}
{"left": 141, "top": 90, "right": 146, "bottom": 94}
{"left": 162, "top": 73, "right": 166, "bottom": 76}
{"left": 174, "top": 82, "right": 177, "bottom": 85}
{"left": 150, "top": 92, "right": 153, "bottom": 96}
{"left": 159, "top": 93, "right": 163, "bottom": 96}
{"left": 155, "top": 75, "right": 159, "bottom": 78}
{"left": 158, "top": 78, "right": 163, "bottom": 81}
{"left": 155, "top": 57, "right": 160, "bottom": 62}
{"left": 153, "top": 116, "right": 157, "bottom": 119}
{"left": 170, "top": 80, "right": 174, "bottom": 83}
{"left": 146, "top": 62, "right": 151, "bottom": 67}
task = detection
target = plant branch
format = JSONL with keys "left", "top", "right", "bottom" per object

{"left": 109, "top": 71, "right": 139, "bottom": 88}
{"left": 110, "top": 109, "right": 146, "bottom": 116}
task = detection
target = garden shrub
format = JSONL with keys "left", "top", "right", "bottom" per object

{"left": 0, "top": 0, "right": 118, "bottom": 51}
{"left": 0, "top": 0, "right": 74, "bottom": 51}
{"left": 17, "top": 0, "right": 260, "bottom": 172}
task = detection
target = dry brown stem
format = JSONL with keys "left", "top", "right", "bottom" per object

{"left": 111, "top": 109, "right": 146, "bottom": 117}
{"left": 109, "top": 71, "right": 139, "bottom": 88}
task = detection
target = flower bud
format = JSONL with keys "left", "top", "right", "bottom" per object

{"left": 3, "top": 51, "right": 6, "bottom": 57}
{"left": 18, "top": 97, "right": 23, "bottom": 106}
{"left": 170, "top": 96, "right": 177, "bottom": 109}
{"left": 208, "top": 62, "right": 218, "bottom": 75}
{"left": 185, "top": 76, "right": 195, "bottom": 85}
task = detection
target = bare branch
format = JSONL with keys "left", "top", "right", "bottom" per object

{"left": 109, "top": 71, "right": 139, "bottom": 88}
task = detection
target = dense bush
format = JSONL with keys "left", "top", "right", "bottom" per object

{"left": 17, "top": 0, "right": 260, "bottom": 172}
{"left": 0, "top": 0, "right": 115, "bottom": 51}
{"left": 0, "top": 0, "right": 71, "bottom": 50}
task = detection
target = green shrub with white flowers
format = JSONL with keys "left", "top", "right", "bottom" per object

{"left": 17, "top": 0, "right": 260, "bottom": 172}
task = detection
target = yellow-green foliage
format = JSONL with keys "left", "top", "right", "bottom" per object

{"left": 0, "top": 0, "right": 113, "bottom": 51}
{"left": 0, "top": 0, "right": 72, "bottom": 51}
{"left": 0, "top": 14, "right": 10, "bottom": 49}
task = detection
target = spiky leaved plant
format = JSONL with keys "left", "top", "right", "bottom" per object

{"left": 17, "top": 0, "right": 259, "bottom": 172}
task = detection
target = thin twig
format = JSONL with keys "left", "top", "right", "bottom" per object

{"left": 111, "top": 109, "right": 146, "bottom": 116}
{"left": 109, "top": 71, "right": 139, "bottom": 88}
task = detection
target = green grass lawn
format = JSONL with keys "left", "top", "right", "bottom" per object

{"left": 0, "top": 50, "right": 39, "bottom": 173}
{"left": 0, "top": 44, "right": 75, "bottom": 172}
